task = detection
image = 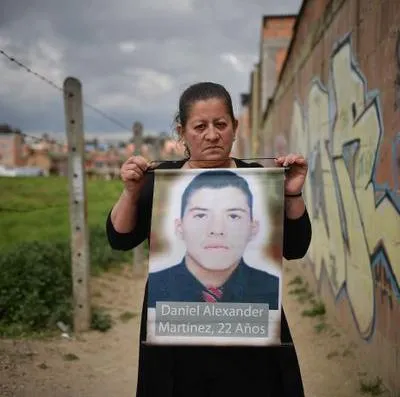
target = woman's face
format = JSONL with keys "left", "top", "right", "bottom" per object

{"left": 179, "top": 98, "right": 238, "bottom": 163}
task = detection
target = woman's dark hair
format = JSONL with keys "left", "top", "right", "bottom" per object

{"left": 176, "top": 82, "right": 235, "bottom": 127}
{"left": 175, "top": 82, "right": 236, "bottom": 157}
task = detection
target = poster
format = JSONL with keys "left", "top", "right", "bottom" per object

{"left": 146, "top": 167, "right": 285, "bottom": 346}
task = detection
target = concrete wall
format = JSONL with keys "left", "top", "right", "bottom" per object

{"left": 249, "top": 64, "right": 261, "bottom": 156}
{"left": 232, "top": 94, "right": 251, "bottom": 159}
{"left": 261, "top": 0, "right": 400, "bottom": 393}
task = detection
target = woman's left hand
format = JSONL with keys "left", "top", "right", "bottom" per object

{"left": 274, "top": 153, "right": 308, "bottom": 195}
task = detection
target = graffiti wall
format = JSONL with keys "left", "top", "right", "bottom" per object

{"left": 260, "top": 0, "right": 400, "bottom": 392}
{"left": 396, "top": 32, "right": 400, "bottom": 111}
{"left": 291, "top": 32, "right": 399, "bottom": 337}
{"left": 291, "top": 31, "right": 400, "bottom": 393}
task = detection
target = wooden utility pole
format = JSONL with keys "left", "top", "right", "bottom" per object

{"left": 132, "top": 121, "right": 146, "bottom": 276}
{"left": 63, "top": 77, "right": 91, "bottom": 332}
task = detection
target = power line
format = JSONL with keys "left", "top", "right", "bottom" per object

{"left": 0, "top": 49, "right": 133, "bottom": 133}
{"left": 82, "top": 102, "right": 132, "bottom": 132}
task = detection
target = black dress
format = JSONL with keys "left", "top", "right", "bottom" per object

{"left": 106, "top": 158, "right": 312, "bottom": 397}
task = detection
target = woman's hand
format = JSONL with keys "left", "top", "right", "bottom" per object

{"left": 274, "top": 153, "right": 308, "bottom": 195}
{"left": 120, "top": 156, "right": 151, "bottom": 199}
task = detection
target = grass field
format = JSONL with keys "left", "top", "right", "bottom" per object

{"left": 0, "top": 175, "right": 138, "bottom": 336}
{"left": 0, "top": 176, "right": 123, "bottom": 251}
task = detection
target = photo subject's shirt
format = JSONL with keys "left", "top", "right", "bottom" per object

{"left": 148, "top": 258, "right": 279, "bottom": 309}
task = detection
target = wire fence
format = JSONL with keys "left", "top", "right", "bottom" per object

{"left": 0, "top": 49, "right": 144, "bottom": 337}
{"left": 1, "top": 49, "right": 133, "bottom": 142}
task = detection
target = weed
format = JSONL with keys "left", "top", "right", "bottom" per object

{"left": 288, "top": 276, "right": 303, "bottom": 286}
{"left": 342, "top": 347, "right": 354, "bottom": 357}
{"left": 314, "top": 322, "right": 328, "bottom": 333}
{"left": 288, "top": 287, "right": 308, "bottom": 295}
{"left": 288, "top": 281, "right": 314, "bottom": 304}
{"left": 326, "top": 351, "right": 339, "bottom": 359}
{"left": 297, "top": 291, "right": 314, "bottom": 304}
{"left": 63, "top": 353, "right": 79, "bottom": 361}
{"left": 91, "top": 307, "right": 113, "bottom": 332}
{"left": 301, "top": 301, "right": 326, "bottom": 317}
{"left": 119, "top": 311, "right": 138, "bottom": 323}
{"left": 359, "top": 377, "right": 385, "bottom": 396}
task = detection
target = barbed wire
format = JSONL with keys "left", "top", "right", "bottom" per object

{"left": 0, "top": 48, "right": 133, "bottom": 147}
{"left": 0, "top": 49, "right": 63, "bottom": 92}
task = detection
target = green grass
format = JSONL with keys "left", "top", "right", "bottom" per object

{"left": 0, "top": 176, "right": 122, "bottom": 251}
{"left": 0, "top": 176, "right": 139, "bottom": 337}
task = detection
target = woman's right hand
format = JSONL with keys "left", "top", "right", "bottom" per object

{"left": 120, "top": 155, "right": 151, "bottom": 199}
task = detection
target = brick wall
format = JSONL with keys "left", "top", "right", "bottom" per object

{"left": 245, "top": 14, "right": 295, "bottom": 163}
{"left": 261, "top": 0, "right": 400, "bottom": 393}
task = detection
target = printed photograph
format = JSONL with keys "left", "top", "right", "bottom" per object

{"left": 146, "top": 167, "right": 285, "bottom": 346}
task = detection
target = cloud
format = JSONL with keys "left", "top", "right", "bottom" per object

{"left": 0, "top": 0, "right": 302, "bottom": 140}
{"left": 127, "top": 68, "right": 175, "bottom": 97}
{"left": 0, "top": 39, "right": 65, "bottom": 105}
{"left": 221, "top": 53, "right": 248, "bottom": 73}
{"left": 119, "top": 41, "right": 137, "bottom": 53}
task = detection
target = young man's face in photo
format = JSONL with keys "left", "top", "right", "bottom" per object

{"left": 175, "top": 186, "right": 259, "bottom": 271}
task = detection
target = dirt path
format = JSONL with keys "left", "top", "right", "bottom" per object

{"left": 0, "top": 263, "right": 386, "bottom": 397}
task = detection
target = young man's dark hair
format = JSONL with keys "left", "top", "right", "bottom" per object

{"left": 180, "top": 170, "right": 254, "bottom": 219}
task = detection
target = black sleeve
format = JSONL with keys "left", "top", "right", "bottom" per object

{"left": 106, "top": 172, "right": 155, "bottom": 251}
{"left": 283, "top": 208, "right": 312, "bottom": 260}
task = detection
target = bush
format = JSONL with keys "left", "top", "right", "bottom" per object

{"left": 0, "top": 241, "right": 72, "bottom": 335}
{"left": 89, "top": 227, "right": 132, "bottom": 274}
{"left": 0, "top": 226, "right": 135, "bottom": 336}
{"left": 91, "top": 306, "right": 113, "bottom": 332}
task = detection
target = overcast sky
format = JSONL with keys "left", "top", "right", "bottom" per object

{"left": 0, "top": 0, "right": 301, "bottom": 142}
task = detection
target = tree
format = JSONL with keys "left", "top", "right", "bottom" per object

{"left": 0, "top": 124, "right": 13, "bottom": 133}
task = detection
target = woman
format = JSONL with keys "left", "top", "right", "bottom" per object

{"left": 106, "top": 82, "right": 312, "bottom": 397}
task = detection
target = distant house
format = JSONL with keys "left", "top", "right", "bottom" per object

{"left": 24, "top": 148, "right": 52, "bottom": 176}
{"left": 161, "top": 139, "right": 185, "bottom": 160}
{"left": 49, "top": 152, "right": 69, "bottom": 176}
{"left": 0, "top": 129, "right": 24, "bottom": 167}
{"left": 85, "top": 150, "right": 125, "bottom": 180}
